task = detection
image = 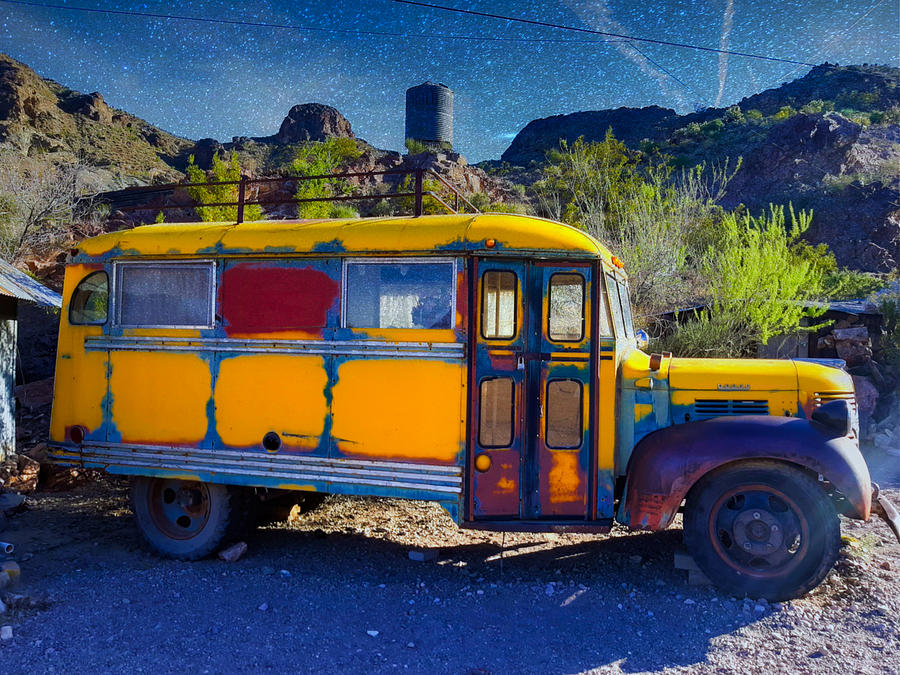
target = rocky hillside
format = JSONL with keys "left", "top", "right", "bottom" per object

{"left": 495, "top": 64, "right": 900, "bottom": 272}
{"left": 0, "top": 54, "right": 190, "bottom": 181}
{"left": 0, "top": 54, "right": 509, "bottom": 209}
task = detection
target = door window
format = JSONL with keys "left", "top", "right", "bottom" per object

{"left": 479, "top": 377, "right": 514, "bottom": 447}
{"left": 546, "top": 379, "right": 583, "bottom": 448}
{"left": 481, "top": 270, "right": 517, "bottom": 339}
{"left": 548, "top": 273, "right": 584, "bottom": 342}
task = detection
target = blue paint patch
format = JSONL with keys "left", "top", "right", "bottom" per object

{"left": 312, "top": 239, "right": 346, "bottom": 254}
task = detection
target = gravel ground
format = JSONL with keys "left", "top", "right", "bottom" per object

{"left": 0, "top": 448, "right": 898, "bottom": 674}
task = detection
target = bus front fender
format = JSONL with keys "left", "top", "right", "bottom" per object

{"left": 618, "top": 416, "right": 872, "bottom": 531}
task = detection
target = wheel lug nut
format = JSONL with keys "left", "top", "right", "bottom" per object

{"left": 743, "top": 542, "right": 752, "bottom": 550}
{"left": 771, "top": 525, "right": 778, "bottom": 531}
{"left": 753, "top": 512, "right": 761, "bottom": 519}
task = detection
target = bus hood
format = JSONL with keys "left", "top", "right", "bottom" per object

{"left": 668, "top": 357, "right": 799, "bottom": 392}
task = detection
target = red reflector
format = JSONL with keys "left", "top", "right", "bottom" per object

{"left": 69, "top": 425, "right": 86, "bottom": 445}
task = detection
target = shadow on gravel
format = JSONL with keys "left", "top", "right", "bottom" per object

{"left": 6, "top": 489, "right": 764, "bottom": 674}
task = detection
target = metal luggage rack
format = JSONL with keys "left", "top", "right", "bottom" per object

{"left": 102, "top": 168, "right": 480, "bottom": 223}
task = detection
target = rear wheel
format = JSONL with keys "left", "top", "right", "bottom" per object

{"left": 132, "top": 477, "right": 237, "bottom": 560}
{"left": 684, "top": 461, "right": 840, "bottom": 601}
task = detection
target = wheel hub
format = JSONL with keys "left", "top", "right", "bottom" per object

{"left": 733, "top": 508, "right": 783, "bottom": 555}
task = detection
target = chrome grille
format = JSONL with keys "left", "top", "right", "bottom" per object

{"left": 694, "top": 400, "right": 769, "bottom": 420}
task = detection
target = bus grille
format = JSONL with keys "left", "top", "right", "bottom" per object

{"left": 693, "top": 400, "right": 769, "bottom": 420}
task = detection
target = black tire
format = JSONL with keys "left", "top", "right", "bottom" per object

{"left": 131, "top": 477, "right": 237, "bottom": 560}
{"left": 683, "top": 460, "right": 840, "bottom": 601}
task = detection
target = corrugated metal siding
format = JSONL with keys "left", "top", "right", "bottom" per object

{"left": 0, "top": 258, "right": 61, "bottom": 307}
{"left": 0, "top": 301, "right": 15, "bottom": 462}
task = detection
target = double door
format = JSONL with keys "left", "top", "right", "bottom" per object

{"left": 471, "top": 259, "right": 594, "bottom": 520}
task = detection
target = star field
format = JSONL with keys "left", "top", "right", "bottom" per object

{"left": 1, "top": 0, "right": 897, "bottom": 161}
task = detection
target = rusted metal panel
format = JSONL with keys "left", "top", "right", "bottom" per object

{"left": 220, "top": 260, "right": 339, "bottom": 336}
{"left": 620, "top": 415, "right": 872, "bottom": 531}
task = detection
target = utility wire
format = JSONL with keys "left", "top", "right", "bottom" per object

{"left": 387, "top": 0, "right": 817, "bottom": 66}
{"left": 770, "top": 0, "right": 890, "bottom": 85}
{"left": 0, "top": 0, "right": 631, "bottom": 45}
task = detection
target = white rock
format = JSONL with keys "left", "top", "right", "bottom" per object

{"left": 258, "top": 602, "right": 268, "bottom": 611}
{"left": 1, "top": 625, "right": 11, "bottom": 641}
{"left": 367, "top": 630, "right": 379, "bottom": 637}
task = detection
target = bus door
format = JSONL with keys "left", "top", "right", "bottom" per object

{"left": 525, "top": 264, "right": 592, "bottom": 518}
{"left": 471, "top": 260, "right": 593, "bottom": 520}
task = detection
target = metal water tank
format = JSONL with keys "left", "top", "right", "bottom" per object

{"left": 405, "top": 82, "right": 453, "bottom": 148}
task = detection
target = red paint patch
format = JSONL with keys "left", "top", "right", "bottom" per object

{"left": 222, "top": 263, "right": 339, "bottom": 335}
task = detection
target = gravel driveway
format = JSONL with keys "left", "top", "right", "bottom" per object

{"left": 0, "top": 448, "right": 898, "bottom": 674}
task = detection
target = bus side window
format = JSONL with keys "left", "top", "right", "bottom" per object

{"left": 116, "top": 262, "right": 215, "bottom": 328}
{"left": 343, "top": 260, "right": 455, "bottom": 330}
{"left": 481, "top": 270, "right": 516, "bottom": 339}
{"left": 597, "top": 276, "right": 613, "bottom": 337}
{"left": 605, "top": 273, "right": 626, "bottom": 338}
{"left": 69, "top": 271, "right": 109, "bottom": 325}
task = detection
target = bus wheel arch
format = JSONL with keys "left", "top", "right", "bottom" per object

{"left": 683, "top": 459, "right": 840, "bottom": 601}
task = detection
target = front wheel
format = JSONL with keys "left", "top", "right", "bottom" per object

{"left": 683, "top": 461, "right": 840, "bottom": 601}
{"left": 132, "top": 477, "right": 239, "bottom": 560}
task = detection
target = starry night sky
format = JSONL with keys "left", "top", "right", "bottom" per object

{"left": 1, "top": 0, "right": 898, "bottom": 161}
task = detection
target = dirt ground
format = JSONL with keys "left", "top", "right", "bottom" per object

{"left": 0, "top": 444, "right": 898, "bottom": 674}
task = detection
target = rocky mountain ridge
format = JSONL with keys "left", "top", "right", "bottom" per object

{"left": 495, "top": 63, "right": 899, "bottom": 272}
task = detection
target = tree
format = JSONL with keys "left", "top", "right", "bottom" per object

{"left": 185, "top": 151, "right": 262, "bottom": 222}
{"left": 0, "top": 152, "right": 99, "bottom": 262}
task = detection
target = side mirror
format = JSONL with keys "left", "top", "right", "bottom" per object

{"left": 635, "top": 329, "right": 649, "bottom": 350}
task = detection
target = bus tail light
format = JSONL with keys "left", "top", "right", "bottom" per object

{"left": 69, "top": 425, "right": 87, "bottom": 445}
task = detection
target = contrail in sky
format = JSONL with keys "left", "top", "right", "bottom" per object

{"left": 714, "top": 0, "right": 735, "bottom": 107}
{"left": 562, "top": 0, "right": 688, "bottom": 109}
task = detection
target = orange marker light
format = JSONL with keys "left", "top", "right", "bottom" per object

{"left": 475, "top": 454, "right": 492, "bottom": 472}
{"left": 611, "top": 256, "right": 625, "bottom": 269}
{"left": 485, "top": 238, "right": 496, "bottom": 249}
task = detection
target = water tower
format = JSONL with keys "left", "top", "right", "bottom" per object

{"left": 405, "top": 82, "right": 453, "bottom": 149}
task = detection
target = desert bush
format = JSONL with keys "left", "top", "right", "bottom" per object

{"left": 691, "top": 205, "right": 829, "bottom": 355}
{"left": 773, "top": 105, "right": 797, "bottom": 121}
{"left": 532, "top": 132, "right": 737, "bottom": 317}
{"left": 0, "top": 152, "right": 101, "bottom": 262}
{"left": 291, "top": 138, "right": 364, "bottom": 218}
{"left": 822, "top": 269, "right": 887, "bottom": 300}
{"left": 185, "top": 151, "right": 263, "bottom": 222}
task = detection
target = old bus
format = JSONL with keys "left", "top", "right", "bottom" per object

{"left": 49, "top": 211, "right": 898, "bottom": 600}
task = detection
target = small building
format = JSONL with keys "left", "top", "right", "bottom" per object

{"left": 0, "top": 259, "right": 61, "bottom": 463}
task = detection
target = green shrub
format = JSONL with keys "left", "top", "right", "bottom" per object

{"left": 404, "top": 138, "right": 429, "bottom": 155}
{"left": 724, "top": 106, "right": 745, "bottom": 125}
{"left": 745, "top": 109, "right": 764, "bottom": 121}
{"left": 186, "top": 151, "right": 263, "bottom": 222}
{"left": 822, "top": 269, "right": 887, "bottom": 300}
{"left": 800, "top": 99, "right": 834, "bottom": 114}
{"left": 773, "top": 106, "right": 796, "bottom": 121}
{"left": 291, "top": 138, "right": 364, "bottom": 218}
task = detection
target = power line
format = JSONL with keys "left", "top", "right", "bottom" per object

{"left": 771, "top": 0, "right": 890, "bottom": 85}
{"left": 387, "top": 0, "right": 817, "bottom": 67}
{"left": 0, "top": 0, "right": 631, "bottom": 45}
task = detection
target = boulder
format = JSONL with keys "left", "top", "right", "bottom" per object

{"left": 275, "top": 104, "right": 354, "bottom": 144}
